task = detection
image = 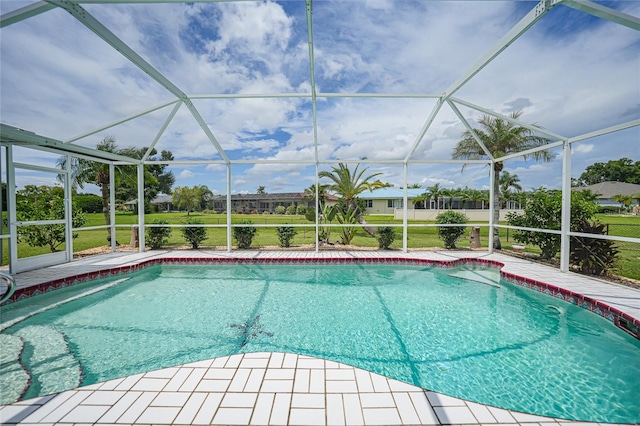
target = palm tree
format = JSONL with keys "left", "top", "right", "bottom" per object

{"left": 452, "top": 111, "right": 552, "bottom": 249}
{"left": 499, "top": 171, "right": 522, "bottom": 209}
{"left": 303, "top": 183, "right": 329, "bottom": 208}
{"left": 417, "top": 183, "right": 443, "bottom": 210}
{"left": 57, "top": 136, "right": 124, "bottom": 226}
{"left": 319, "top": 163, "right": 384, "bottom": 236}
{"left": 611, "top": 193, "right": 632, "bottom": 213}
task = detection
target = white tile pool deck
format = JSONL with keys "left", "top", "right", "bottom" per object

{"left": 1, "top": 249, "right": 639, "bottom": 426}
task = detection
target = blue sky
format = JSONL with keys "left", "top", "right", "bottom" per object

{"left": 1, "top": 0, "right": 638, "bottom": 197}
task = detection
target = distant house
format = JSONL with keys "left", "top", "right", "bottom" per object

{"left": 359, "top": 188, "right": 422, "bottom": 215}
{"left": 150, "top": 194, "right": 173, "bottom": 212}
{"left": 573, "top": 181, "right": 640, "bottom": 207}
{"left": 208, "top": 192, "right": 339, "bottom": 214}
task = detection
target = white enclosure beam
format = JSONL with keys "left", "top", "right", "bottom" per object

{"left": 143, "top": 101, "right": 183, "bottom": 161}
{"left": 305, "top": 0, "right": 319, "bottom": 167}
{"left": 64, "top": 99, "right": 178, "bottom": 144}
{"left": 46, "top": 0, "right": 230, "bottom": 163}
{"left": 567, "top": 119, "right": 640, "bottom": 144}
{"left": 404, "top": 98, "right": 444, "bottom": 162}
{"left": 447, "top": 100, "right": 494, "bottom": 160}
{"left": 64, "top": 155, "right": 73, "bottom": 261}
{"left": 1, "top": 124, "right": 140, "bottom": 164}
{"left": 496, "top": 140, "right": 564, "bottom": 163}
{"left": 443, "top": 0, "right": 559, "bottom": 99}
{"left": 561, "top": 0, "right": 640, "bottom": 31}
{"left": 0, "top": 1, "right": 55, "bottom": 28}
{"left": 451, "top": 97, "right": 567, "bottom": 141}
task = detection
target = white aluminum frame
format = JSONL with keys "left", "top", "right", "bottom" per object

{"left": 0, "top": 0, "right": 638, "bottom": 273}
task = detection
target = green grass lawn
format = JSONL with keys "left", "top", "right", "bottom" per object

{"left": 3, "top": 212, "right": 639, "bottom": 280}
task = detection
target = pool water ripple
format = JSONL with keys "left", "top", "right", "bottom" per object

{"left": 1, "top": 263, "right": 639, "bottom": 423}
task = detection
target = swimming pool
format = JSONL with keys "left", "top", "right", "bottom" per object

{"left": 1, "top": 260, "right": 639, "bottom": 423}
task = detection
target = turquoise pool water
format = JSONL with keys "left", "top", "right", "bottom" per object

{"left": 1, "top": 263, "right": 639, "bottom": 423}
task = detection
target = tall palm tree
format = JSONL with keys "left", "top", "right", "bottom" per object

{"left": 424, "top": 182, "right": 443, "bottom": 210}
{"left": 452, "top": 111, "right": 552, "bottom": 249}
{"left": 319, "top": 163, "right": 384, "bottom": 236}
{"left": 499, "top": 171, "right": 522, "bottom": 208}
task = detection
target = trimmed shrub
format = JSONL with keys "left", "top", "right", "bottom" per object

{"left": 233, "top": 220, "right": 257, "bottom": 249}
{"left": 435, "top": 211, "right": 468, "bottom": 249}
{"left": 276, "top": 225, "right": 297, "bottom": 248}
{"left": 274, "top": 205, "right": 286, "bottom": 215}
{"left": 296, "top": 205, "right": 306, "bottom": 215}
{"left": 146, "top": 219, "right": 171, "bottom": 249}
{"left": 376, "top": 226, "right": 396, "bottom": 249}
{"left": 286, "top": 205, "right": 296, "bottom": 215}
{"left": 305, "top": 207, "right": 316, "bottom": 222}
{"left": 74, "top": 194, "right": 103, "bottom": 213}
{"left": 182, "top": 218, "right": 208, "bottom": 249}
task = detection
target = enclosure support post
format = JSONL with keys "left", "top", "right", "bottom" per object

{"left": 560, "top": 140, "right": 571, "bottom": 272}
{"left": 226, "top": 164, "right": 232, "bottom": 252}
{"left": 488, "top": 163, "right": 496, "bottom": 254}
{"left": 7, "top": 146, "right": 16, "bottom": 273}
{"left": 315, "top": 164, "right": 319, "bottom": 253}
{"left": 137, "top": 164, "right": 145, "bottom": 252}
{"left": 64, "top": 155, "right": 73, "bottom": 262}
{"left": 402, "top": 163, "right": 408, "bottom": 252}
{"left": 109, "top": 163, "right": 116, "bottom": 252}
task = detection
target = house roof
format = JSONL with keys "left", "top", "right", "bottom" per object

{"left": 150, "top": 194, "right": 173, "bottom": 204}
{"left": 573, "top": 181, "right": 640, "bottom": 199}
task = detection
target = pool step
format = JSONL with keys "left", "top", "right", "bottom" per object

{"left": 447, "top": 269, "right": 502, "bottom": 288}
{"left": 13, "top": 325, "right": 82, "bottom": 401}
{"left": 0, "top": 334, "right": 30, "bottom": 405}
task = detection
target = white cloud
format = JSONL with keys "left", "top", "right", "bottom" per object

{"left": 1, "top": 0, "right": 637, "bottom": 195}
{"left": 178, "top": 169, "right": 195, "bottom": 179}
{"left": 572, "top": 143, "right": 594, "bottom": 154}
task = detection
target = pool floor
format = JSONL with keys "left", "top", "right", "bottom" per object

{"left": 1, "top": 250, "right": 639, "bottom": 425}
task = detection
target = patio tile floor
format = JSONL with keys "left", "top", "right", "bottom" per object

{"left": 1, "top": 250, "right": 639, "bottom": 425}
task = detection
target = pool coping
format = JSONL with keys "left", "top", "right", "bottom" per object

{"left": 1, "top": 250, "right": 640, "bottom": 425}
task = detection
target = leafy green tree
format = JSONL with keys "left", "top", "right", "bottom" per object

{"left": 115, "top": 148, "right": 175, "bottom": 211}
{"left": 74, "top": 194, "right": 103, "bottom": 213}
{"left": 58, "top": 137, "right": 175, "bottom": 223}
{"left": 257, "top": 186, "right": 266, "bottom": 194}
{"left": 576, "top": 158, "right": 640, "bottom": 185}
{"left": 506, "top": 188, "right": 598, "bottom": 259}
{"left": 16, "top": 185, "right": 86, "bottom": 252}
{"left": 452, "top": 111, "right": 552, "bottom": 249}
{"left": 58, "top": 136, "right": 121, "bottom": 226}
{"left": 172, "top": 186, "right": 202, "bottom": 215}
{"left": 197, "top": 185, "right": 214, "bottom": 211}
